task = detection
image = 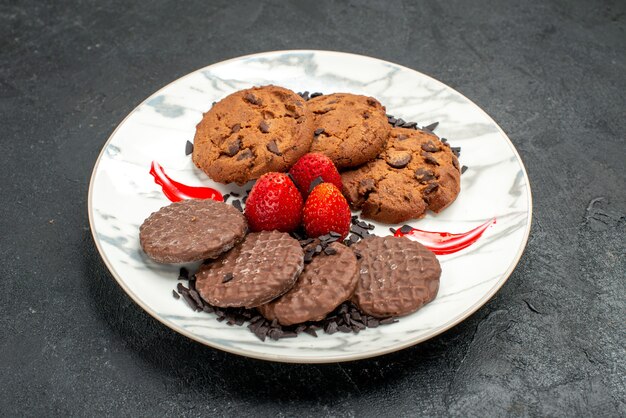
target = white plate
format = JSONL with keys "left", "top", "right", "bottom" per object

{"left": 88, "top": 50, "right": 532, "bottom": 363}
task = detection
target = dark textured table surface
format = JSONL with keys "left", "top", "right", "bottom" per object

{"left": 1, "top": 0, "right": 624, "bottom": 416}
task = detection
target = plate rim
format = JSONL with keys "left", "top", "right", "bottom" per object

{"left": 87, "top": 49, "right": 533, "bottom": 363}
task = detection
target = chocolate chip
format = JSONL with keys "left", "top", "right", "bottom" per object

{"left": 172, "top": 290, "right": 180, "bottom": 299}
{"left": 395, "top": 118, "right": 406, "bottom": 127}
{"left": 423, "top": 122, "right": 439, "bottom": 132}
{"left": 308, "top": 176, "right": 324, "bottom": 193}
{"left": 231, "top": 123, "right": 241, "bottom": 133}
{"left": 298, "top": 91, "right": 310, "bottom": 100}
{"left": 387, "top": 116, "right": 397, "bottom": 125}
{"left": 423, "top": 183, "right": 439, "bottom": 194}
{"left": 421, "top": 141, "right": 441, "bottom": 153}
{"left": 349, "top": 234, "right": 360, "bottom": 243}
{"left": 451, "top": 146, "right": 461, "bottom": 157}
{"left": 259, "top": 120, "right": 270, "bottom": 133}
{"left": 185, "top": 141, "right": 193, "bottom": 156}
{"left": 323, "top": 247, "right": 338, "bottom": 255}
{"left": 366, "top": 98, "right": 378, "bottom": 107}
{"left": 303, "top": 327, "right": 318, "bottom": 337}
{"left": 402, "top": 122, "right": 417, "bottom": 129}
{"left": 386, "top": 151, "right": 412, "bottom": 169}
{"left": 399, "top": 225, "right": 413, "bottom": 234}
{"left": 310, "top": 92, "right": 323, "bottom": 98}
{"left": 222, "top": 272, "right": 234, "bottom": 283}
{"left": 231, "top": 200, "right": 243, "bottom": 212}
{"left": 389, "top": 228, "right": 397, "bottom": 234}
{"left": 266, "top": 140, "right": 282, "bottom": 156}
{"left": 379, "top": 317, "right": 398, "bottom": 325}
{"left": 222, "top": 194, "right": 230, "bottom": 202}
{"left": 441, "top": 137, "right": 448, "bottom": 143}
{"left": 315, "top": 245, "right": 323, "bottom": 254}
{"left": 461, "top": 165, "right": 468, "bottom": 174}
{"left": 362, "top": 112, "right": 370, "bottom": 119}
{"left": 314, "top": 128, "right": 325, "bottom": 136}
{"left": 230, "top": 192, "right": 240, "bottom": 197}
{"left": 211, "top": 101, "right": 217, "bottom": 107}
{"left": 329, "top": 231, "right": 341, "bottom": 238}
{"left": 421, "top": 151, "right": 440, "bottom": 166}
{"left": 225, "top": 138, "right": 242, "bottom": 157}
{"left": 244, "top": 93, "right": 262, "bottom": 105}
{"left": 414, "top": 168, "right": 436, "bottom": 183}
{"left": 236, "top": 149, "right": 253, "bottom": 161}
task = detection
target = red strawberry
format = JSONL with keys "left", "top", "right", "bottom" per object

{"left": 289, "top": 153, "right": 342, "bottom": 197}
{"left": 245, "top": 172, "right": 303, "bottom": 232}
{"left": 302, "top": 183, "right": 351, "bottom": 239}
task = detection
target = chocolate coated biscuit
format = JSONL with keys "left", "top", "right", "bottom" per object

{"left": 192, "top": 85, "right": 315, "bottom": 185}
{"left": 341, "top": 127, "right": 460, "bottom": 224}
{"left": 195, "top": 231, "right": 304, "bottom": 308}
{"left": 258, "top": 242, "right": 358, "bottom": 325}
{"left": 139, "top": 199, "right": 247, "bottom": 264}
{"left": 308, "top": 93, "right": 390, "bottom": 168}
{"left": 351, "top": 236, "right": 441, "bottom": 318}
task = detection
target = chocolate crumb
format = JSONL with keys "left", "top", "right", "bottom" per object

{"left": 379, "top": 317, "right": 398, "bottom": 325}
{"left": 461, "top": 165, "right": 468, "bottom": 174}
{"left": 172, "top": 290, "right": 180, "bottom": 299}
{"left": 222, "top": 272, "right": 234, "bottom": 283}
{"left": 223, "top": 193, "right": 230, "bottom": 202}
{"left": 389, "top": 228, "right": 397, "bottom": 234}
{"left": 231, "top": 200, "right": 243, "bottom": 212}
{"left": 178, "top": 268, "right": 189, "bottom": 281}
{"left": 423, "top": 122, "right": 439, "bottom": 132}
{"left": 399, "top": 225, "right": 413, "bottom": 234}
{"left": 308, "top": 176, "right": 324, "bottom": 193}
{"left": 185, "top": 141, "right": 194, "bottom": 156}
{"left": 230, "top": 192, "right": 240, "bottom": 197}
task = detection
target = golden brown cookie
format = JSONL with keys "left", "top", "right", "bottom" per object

{"left": 192, "top": 85, "right": 315, "bottom": 185}
{"left": 307, "top": 93, "right": 390, "bottom": 168}
{"left": 341, "top": 128, "right": 460, "bottom": 224}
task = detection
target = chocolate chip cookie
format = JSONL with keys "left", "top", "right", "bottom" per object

{"left": 139, "top": 199, "right": 247, "bottom": 263}
{"left": 341, "top": 128, "right": 460, "bottom": 224}
{"left": 195, "top": 231, "right": 304, "bottom": 308}
{"left": 351, "top": 236, "right": 441, "bottom": 318}
{"left": 307, "top": 93, "right": 390, "bottom": 169}
{"left": 192, "top": 85, "right": 315, "bottom": 185}
{"left": 257, "top": 242, "right": 358, "bottom": 325}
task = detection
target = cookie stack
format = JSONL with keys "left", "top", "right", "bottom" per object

{"left": 192, "top": 85, "right": 460, "bottom": 224}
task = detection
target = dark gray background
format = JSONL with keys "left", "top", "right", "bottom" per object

{"left": 1, "top": 0, "right": 624, "bottom": 416}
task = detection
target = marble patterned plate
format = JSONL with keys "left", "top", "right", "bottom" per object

{"left": 88, "top": 50, "right": 532, "bottom": 363}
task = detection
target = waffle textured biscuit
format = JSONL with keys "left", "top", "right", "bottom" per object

{"left": 195, "top": 231, "right": 304, "bottom": 308}
{"left": 258, "top": 242, "right": 358, "bottom": 325}
{"left": 351, "top": 236, "right": 441, "bottom": 318}
{"left": 139, "top": 199, "right": 247, "bottom": 263}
